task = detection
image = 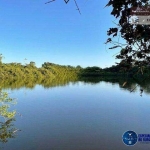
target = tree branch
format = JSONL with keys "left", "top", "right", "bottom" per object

{"left": 45, "top": 0, "right": 55, "bottom": 4}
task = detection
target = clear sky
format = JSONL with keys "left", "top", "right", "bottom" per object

{"left": 0, "top": 0, "right": 122, "bottom": 68}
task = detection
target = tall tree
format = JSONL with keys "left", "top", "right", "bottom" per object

{"left": 105, "top": 0, "right": 150, "bottom": 73}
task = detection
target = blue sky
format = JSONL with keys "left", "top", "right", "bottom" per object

{"left": 0, "top": 0, "right": 122, "bottom": 68}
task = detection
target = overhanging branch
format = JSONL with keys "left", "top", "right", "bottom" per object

{"left": 45, "top": 0, "right": 81, "bottom": 14}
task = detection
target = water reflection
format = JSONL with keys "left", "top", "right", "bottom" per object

{"left": 79, "top": 77, "right": 150, "bottom": 95}
{"left": 1, "top": 77, "right": 150, "bottom": 150}
{"left": 0, "top": 91, "right": 20, "bottom": 149}
{"left": 0, "top": 77, "right": 150, "bottom": 94}
{"left": 0, "top": 77, "right": 78, "bottom": 90}
{"left": 0, "top": 118, "right": 17, "bottom": 143}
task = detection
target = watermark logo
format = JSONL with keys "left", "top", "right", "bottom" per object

{"left": 138, "top": 134, "right": 150, "bottom": 143}
{"left": 122, "top": 131, "right": 150, "bottom": 146}
{"left": 129, "top": 16, "right": 150, "bottom": 25}
{"left": 122, "top": 131, "right": 138, "bottom": 146}
{"left": 130, "top": 7, "right": 150, "bottom": 24}
{"left": 130, "top": 7, "right": 150, "bottom": 16}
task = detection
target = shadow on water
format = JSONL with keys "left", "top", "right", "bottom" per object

{"left": 0, "top": 91, "right": 20, "bottom": 149}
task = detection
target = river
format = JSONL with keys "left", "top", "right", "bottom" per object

{"left": 1, "top": 78, "right": 150, "bottom": 150}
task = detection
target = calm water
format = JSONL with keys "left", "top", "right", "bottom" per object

{"left": 1, "top": 79, "right": 150, "bottom": 150}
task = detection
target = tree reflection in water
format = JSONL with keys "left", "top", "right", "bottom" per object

{"left": 0, "top": 91, "right": 20, "bottom": 149}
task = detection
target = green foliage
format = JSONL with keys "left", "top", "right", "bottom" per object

{"left": 0, "top": 118, "right": 16, "bottom": 143}
{"left": 0, "top": 55, "right": 149, "bottom": 83}
{"left": 79, "top": 66, "right": 103, "bottom": 77}
{"left": 0, "top": 91, "right": 18, "bottom": 144}
{"left": 105, "top": 0, "right": 150, "bottom": 71}
{"left": 29, "top": 61, "right": 36, "bottom": 67}
{"left": 76, "top": 65, "right": 82, "bottom": 70}
{"left": 0, "top": 61, "right": 79, "bottom": 81}
{"left": 79, "top": 64, "right": 150, "bottom": 78}
{"left": 0, "top": 92, "right": 16, "bottom": 120}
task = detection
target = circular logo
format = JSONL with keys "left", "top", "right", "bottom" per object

{"left": 122, "top": 131, "right": 138, "bottom": 146}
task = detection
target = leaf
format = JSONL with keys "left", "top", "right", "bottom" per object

{"left": 105, "top": 0, "right": 113, "bottom": 7}
{"left": 105, "top": 38, "right": 112, "bottom": 44}
{"left": 109, "top": 45, "right": 121, "bottom": 49}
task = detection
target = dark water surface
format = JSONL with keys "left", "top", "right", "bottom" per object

{"left": 1, "top": 80, "right": 150, "bottom": 150}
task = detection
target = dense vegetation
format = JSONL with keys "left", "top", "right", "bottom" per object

{"left": 0, "top": 90, "right": 18, "bottom": 143}
{"left": 0, "top": 61, "right": 79, "bottom": 81}
{"left": 0, "top": 58, "right": 150, "bottom": 83}
{"left": 105, "top": 0, "right": 150, "bottom": 72}
{"left": 79, "top": 64, "right": 150, "bottom": 78}
{"left": 0, "top": 52, "right": 150, "bottom": 91}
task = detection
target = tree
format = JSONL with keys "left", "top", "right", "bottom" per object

{"left": 0, "top": 91, "right": 20, "bottom": 144}
{"left": 29, "top": 61, "right": 36, "bottom": 67}
{"left": 76, "top": 65, "right": 82, "bottom": 69}
{"left": 105, "top": 0, "right": 150, "bottom": 73}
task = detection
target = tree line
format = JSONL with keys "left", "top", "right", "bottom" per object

{"left": 0, "top": 61, "right": 79, "bottom": 81}
{"left": 0, "top": 57, "right": 150, "bottom": 80}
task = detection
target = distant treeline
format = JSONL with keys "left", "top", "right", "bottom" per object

{"left": 0, "top": 59, "right": 150, "bottom": 81}
{"left": 79, "top": 65, "right": 150, "bottom": 78}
